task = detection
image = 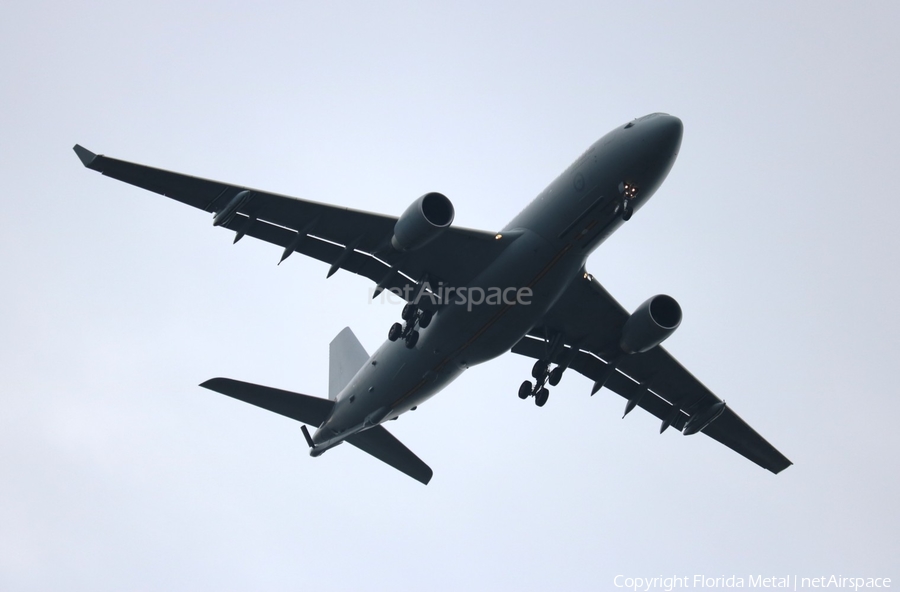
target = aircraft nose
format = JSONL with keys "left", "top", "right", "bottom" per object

{"left": 627, "top": 113, "right": 683, "bottom": 196}
{"left": 652, "top": 114, "right": 683, "bottom": 155}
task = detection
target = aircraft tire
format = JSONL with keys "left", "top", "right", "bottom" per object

{"left": 622, "top": 200, "right": 633, "bottom": 221}
{"left": 405, "top": 330, "right": 419, "bottom": 349}
{"left": 388, "top": 322, "right": 403, "bottom": 341}
{"left": 548, "top": 366, "right": 563, "bottom": 386}
{"left": 418, "top": 310, "right": 434, "bottom": 329}
{"left": 532, "top": 359, "right": 548, "bottom": 380}
{"left": 535, "top": 388, "right": 549, "bottom": 407}
{"left": 401, "top": 303, "right": 417, "bottom": 321}
{"left": 518, "top": 380, "right": 532, "bottom": 399}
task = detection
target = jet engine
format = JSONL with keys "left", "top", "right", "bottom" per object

{"left": 620, "top": 294, "right": 682, "bottom": 354}
{"left": 391, "top": 192, "right": 455, "bottom": 251}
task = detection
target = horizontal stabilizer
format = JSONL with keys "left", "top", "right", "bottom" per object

{"left": 200, "top": 377, "right": 334, "bottom": 427}
{"left": 346, "top": 426, "right": 433, "bottom": 485}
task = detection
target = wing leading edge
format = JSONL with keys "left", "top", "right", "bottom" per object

{"left": 514, "top": 271, "right": 792, "bottom": 474}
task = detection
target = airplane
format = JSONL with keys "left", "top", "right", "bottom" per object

{"left": 73, "top": 113, "right": 791, "bottom": 485}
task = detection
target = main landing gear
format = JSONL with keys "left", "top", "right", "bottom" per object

{"left": 518, "top": 331, "right": 571, "bottom": 407}
{"left": 519, "top": 358, "right": 565, "bottom": 407}
{"left": 387, "top": 303, "right": 434, "bottom": 349}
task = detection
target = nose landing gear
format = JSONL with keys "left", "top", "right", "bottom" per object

{"left": 387, "top": 303, "right": 434, "bottom": 349}
{"left": 618, "top": 181, "right": 639, "bottom": 221}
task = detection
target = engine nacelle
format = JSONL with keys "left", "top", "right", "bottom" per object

{"left": 391, "top": 192, "right": 455, "bottom": 251}
{"left": 620, "top": 294, "right": 682, "bottom": 354}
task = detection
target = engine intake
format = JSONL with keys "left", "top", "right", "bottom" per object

{"left": 391, "top": 192, "right": 455, "bottom": 251}
{"left": 620, "top": 294, "right": 682, "bottom": 354}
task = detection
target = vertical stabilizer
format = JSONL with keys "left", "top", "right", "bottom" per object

{"left": 329, "top": 327, "right": 369, "bottom": 400}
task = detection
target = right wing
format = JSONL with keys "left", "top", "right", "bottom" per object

{"left": 74, "top": 145, "right": 506, "bottom": 304}
{"left": 346, "top": 426, "right": 433, "bottom": 485}
{"left": 513, "top": 271, "right": 792, "bottom": 474}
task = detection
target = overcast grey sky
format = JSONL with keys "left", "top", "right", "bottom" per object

{"left": 2, "top": 1, "right": 899, "bottom": 590}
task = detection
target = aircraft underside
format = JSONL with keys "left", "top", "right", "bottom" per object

{"left": 74, "top": 113, "right": 791, "bottom": 484}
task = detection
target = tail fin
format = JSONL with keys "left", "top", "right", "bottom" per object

{"left": 329, "top": 327, "right": 369, "bottom": 400}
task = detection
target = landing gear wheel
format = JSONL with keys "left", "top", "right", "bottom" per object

{"left": 622, "top": 199, "right": 633, "bottom": 221}
{"left": 401, "top": 303, "right": 418, "bottom": 321}
{"left": 532, "top": 359, "right": 549, "bottom": 380}
{"left": 388, "top": 322, "right": 403, "bottom": 341}
{"left": 405, "top": 329, "right": 419, "bottom": 349}
{"left": 418, "top": 310, "right": 434, "bottom": 329}
{"left": 535, "top": 387, "right": 550, "bottom": 407}
{"left": 548, "top": 366, "right": 563, "bottom": 386}
{"left": 518, "top": 380, "right": 532, "bottom": 399}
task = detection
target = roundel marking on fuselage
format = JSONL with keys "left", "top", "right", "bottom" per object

{"left": 573, "top": 172, "right": 585, "bottom": 191}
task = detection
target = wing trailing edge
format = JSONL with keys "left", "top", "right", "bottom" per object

{"left": 512, "top": 334, "right": 792, "bottom": 474}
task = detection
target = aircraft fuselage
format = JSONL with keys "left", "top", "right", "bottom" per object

{"left": 313, "top": 114, "right": 683, "bottom": 447}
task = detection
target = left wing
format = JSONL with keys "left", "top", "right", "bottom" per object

{"left": 513, "top": 270, "right": 792, "bottom": 474}
{"left": 74, "top": 145, "right": 505, "bottom": 304}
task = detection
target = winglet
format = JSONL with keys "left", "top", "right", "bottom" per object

{"left": 73, "top": 144, "right": 98, "bottom": 168}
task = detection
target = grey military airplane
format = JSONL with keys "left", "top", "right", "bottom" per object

{"left": 74, "top": 113, "right": 791, "bottom": 484}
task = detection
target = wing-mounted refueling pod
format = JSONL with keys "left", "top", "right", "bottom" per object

{"left": 213, "top": 190, "right": 252, "bottom": 227}
{"left": 391, "top": 192, "right": 454, "bottom": 251}
{"left": 682, "top": 400, "right": 727, "bottom": 435}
